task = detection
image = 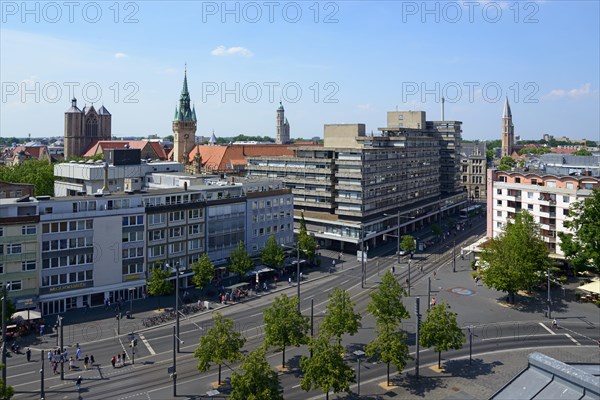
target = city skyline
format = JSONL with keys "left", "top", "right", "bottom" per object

{"left": 1, "top": 1, "right": 599, "bottom": 141}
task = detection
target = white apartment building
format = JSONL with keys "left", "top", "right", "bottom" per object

{"left": 487, "top": 169, "right": 600, "bottom": 258}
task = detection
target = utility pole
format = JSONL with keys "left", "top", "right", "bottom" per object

{"left": 59, "top": 316, "right": 64, "bottom": 380}
{"left": 427, "top": 277, "right": 431, "bottom": 311}
{"left": 415, "top": 297, "right": 421, "bottom": 379}
{"left": 407, "top": 260, "right": 411, "bottom": 296}
{"left": 296, "top": 243, "right": 300, "bottom": 312}
{"left": 360, "top": 226, "right": 365, "bottom": 289}
{"left": 310, "top": 299, "right": 314, "bottom": 357}
{"left": 468, "top": 326, "right": 473, "bottom": 365}
{"left": 1, "top": 283, "right": 8, "bottom": 397}
{"left": 396, "top": 213, "right": 401, "bottom": 264}
{"left": 172, "top": 326, "right": 177, "bottom": 397}
{"left": 547, "top": 267, "right": 552, "bottom": 319}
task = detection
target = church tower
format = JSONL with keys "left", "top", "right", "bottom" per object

{"left": 501, "top": 97, "right": 514, "bottom": 157}
{"left": 276, "top": 102, "right": 290, "bottom": 144}
{"left": 64, "top": 98, "right": 111, "bottom": 159}
{"left": 172, "top": 68, "right": 197, "bottom": 163}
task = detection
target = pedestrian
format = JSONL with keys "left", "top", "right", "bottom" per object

{"left": 433, "top": 270, "right": 437, "bottom": 279}
{"left": 76, "top": 346, "right": 81, "bottom": 361}
{"left": 52, "top": 361, "right": 58, "bottom": 375}
{"left": 475, "top": 276, "right": 479, "bottom": 285}
{"left": 117, "top": 354, "right": 122, "bottom": 367}
{"left": 431, "top": 297, "right": 437, "bottom": 307}
{"left": 338, "top": 252, "right": 342, "bottom": 261}
{"left": 69, "top": 356, "right": 75, "bottom": 371}
{"left": 299, "top": 272, "right": 303, "bottom": 281}
{"left": 84, "top": 355, "right": 89, "bottom": 370}
{"left": 75, "top": 376, "right": 82, "bottom": 392}
{"left": 26, "top": 347, "right": 31, "bottom": 362}
{"left": 48, "top": 350, "right": 53, "bottom": 363}
{"left": 274, "top": 275, "right": 277, "bottom": 287}
{"left": 552, "top": 318, "right": 558, "bottom": 329}
{"left": 40, "top": 324, "right": 45, "bottom": 336}
{"left": 122, "top": 353, "right": 126, "bottom": 366}
{"left": 420, "top": 265, "right": 424, "bottom": 273}
{"left": 391, "top": 265, "right": 395, "bottom": 274}
{"left": 263, "top": 281, "right": 267, "bottom": 291}
{"left": 288, "top": 277, "right": 292, "bottom": 286}
{"left": 405, "top": 278, "right": 409, "bottom": 287}
{"left": 90, "top": 355, "right": 95, "bottom": 365}
{"left": 111, "top": 355, "right": 116, "bottom": 368}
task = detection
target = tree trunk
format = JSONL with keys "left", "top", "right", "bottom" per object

{"left": 282, "top": 346, "right": 286, "bottom": 369}
{"left": 438, "top": 351, "right": 441, "bottom": 369}
{"left": 218, "top": 363, "right": 222, "bottom": 385}
{"left": 387, "top": 362, "right": 390, "bottom": 386}
{"left": 326, "top": 391, "right": 329, "bottom": 400}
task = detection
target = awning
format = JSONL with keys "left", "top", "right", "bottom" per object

{"left": 578, "top": 280, "right": 600, "bottom": 295}
{"left": 12, "top": 310, "right": 42, "bottom": 320}
{"left": 225, "top": 282, "right": 251, "bottom": 290}
{"left": 245, "top": 266, "right": 274, "bottom": 277}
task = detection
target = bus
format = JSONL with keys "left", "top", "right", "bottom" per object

{"left": 459, "top": 204, "right": 482, "bottom": 218}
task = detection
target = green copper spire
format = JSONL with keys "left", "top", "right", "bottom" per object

{"left": 173, "top": 106, "right": 178, "bottom": 120}
{"left": 192, "top": 104, "right": 197, "bottom": 121}
{"left": 277, "top": 101, "right": 284, "bottom": 111}
{"left": 176, "top": 66, "right": 193, "bottom": 121}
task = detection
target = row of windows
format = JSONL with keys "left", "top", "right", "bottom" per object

{"left": 0, "top": 244, "right": 21, "bottom": 255}
{"left": 123, "top": 263, "right": 144, "bottom": 275}
{"left": 123, "top": 247, "right": 144, "bottom": 259}
{"left": 41, "top": 270, "right": 93, "bottom": 287}
{"left": 42, "top": 253, "right": 93, "bottom": 269}
{"left": 122, "top": 231, "right": 144, "bottom": 243}
{"left": 123, "top": 215, "right": 144, "bottom": 226}
{"left": 251, "top": 197, "right": 292, "bottom": 209}
{"left": 144, "top": 193, "right": 203, "bottom": 207}
{"left": 43, "top": 237, "right": 92, "bottom": 251}
{"left": 147, "top": 240, "right": 203, "bottom": 257}
{"left": 497, "top": 189, "right": 572, "bottom": 203}
{"left": 252, "top": 211, "right": 292, "bottom": 222}
{"left": 42, "top": 220, "right": 93, "bottom": 234}
{"left": 253, "top": 224, "right": 291, "bottom": 237}
{"left": 148, "top": 209, "right": 204, "bottom": 225}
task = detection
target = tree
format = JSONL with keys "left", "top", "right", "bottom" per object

{"left": 1, "top": 298, "right": 16, "bottom": 324}
{"left": 479, "top": 211, "right": 551, "bottom": 303}
{"left": 0, "top": 159, "right": 54, "bottom": 196}
{"left": 194, "top": 312, "right": 246, "bottom": 385}
{"left": 486, "top": 149, "right": 495, "bottom": 163}
{"left": 145, "top": 266, "right": 173, "bottom": 309}
{"left": 419, "top": 302, "right": 464, "bottom": 369}
{"left": 163, "top": 135, "right": 174, "bottom": 142}
{"left": 573, "top": 149, "right": 592, "bottom": 156}
{"left": 263, "top": 294, "right": 309, "bottom": 368}
{"left": 321, "top": 288, "right": 362, "bottom": 344}
{"left": 366, "top": 271, "right": 411, "bottom": 385}
{"left": 230, "top": 346, "right": 283, "bottom": 400}
{"left": 559, "top": 189, "right": 600, "bottom": 272}
{"left": 400, "top": 235, "right": 416, "bottom": 253}
{"left": 191, "top": 253, "right": 215, "bottom": 296}
{"left": 229, "top": 241, "right": 255, "bottom": 278}
{"left": 260, "top": 234, "right": 286, "bottom": 270}
{"left": 0, "top": 364, "right": 14, "bottom": 400}
{"left": 298, "top": 213, "right": 316, "bottom": 262}
{"left": 498, "top": 156, "right": 516, "bottom": 171}
{"left": 300, "top": 336, "right": 355, "bottom": 400}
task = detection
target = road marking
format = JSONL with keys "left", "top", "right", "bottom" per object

{"left": 249, "top": 312, "right": 262, "bottom": 317}
{"left": 564, "top": 333, "right": 581, "bottom": 345}
{"left": 292, "top": 384, "right": 301, "bottom": 388}
{"left": 481, "top": 333, "right": 553, "bottom": 341}
{"left": 139, "top": 334, "right": 156, "bottom": 355}
{"left": 538, "top": 322, "right": 555, "bottom": 335}
{"left": 339, "top": 279, "right": 349, "bottom": 286}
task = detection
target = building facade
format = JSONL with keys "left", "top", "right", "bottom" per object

{"left": 64, "top": 99, "right": 112, "bottom": 159}
{"left": 486, "top": 169, "right": 600, "bottom": 258}
{"left": 460, "top": 143, "right": 488, "bottom": 201}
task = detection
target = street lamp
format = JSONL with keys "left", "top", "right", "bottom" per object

{"left": 172, "top": 326, "right": 184, "bottom": 397}
{"left": 58, "top": 316, "right": 64, "bottom": 380}
{"left": 282, "top": 242, "right": 301, "bottom": 312}
{"left": 547, "top": 267, "right": 552, "bottom": 319}
{"left": 40, "top": 349, "right": 45, "bottom": 400}
{"left": 2, "top": 283, "right": 10, "bottom": 397}
{"left": 175, "top": 261, "right": 181, "bottom": 353}
{"left": 353, "top": 350, "right": 365, "bottom": 396}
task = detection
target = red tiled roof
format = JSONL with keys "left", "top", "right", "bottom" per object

{"left": 84, "top": 140, "right": 167, "bottom": 160}
{"left": 550, "top": 148, "right": 577, "bottom": 154}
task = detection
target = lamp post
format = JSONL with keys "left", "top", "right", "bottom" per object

{"left": 40, "top": 349, "right": 45, "bottom": 400}
{"left": 547, "top": 267, "right": 552, "bottom": 319}
{"left": 175, "top": 261, "right": 181, "bottom": 353}
{"left": 58, "top": 316, "right": 64, "bottom": 380}
{"left": 2, "top": 283, "right": 9, "bottom": 397}
{"left": 415, "top": 297, "right": 421, "bottom": 379}
{"left": 407, "top": 260, "right": 412, "bottom": 296}
{"left": 360, "top": 225, "right": 365, "bottom": 289}
{"left": 467, "top": 326, "right": 473, "bottom": 365}
{"left": 172, "top": 326, "right": 184, "bottom": 397}
{"left": 282, "top": 242, "right": 301, "bottom": 312}
{"left": 452, "top": 240, "right": 456, "bottom": 273}
{"left": 354, "top": 350, "right": 365, "bottom": 396}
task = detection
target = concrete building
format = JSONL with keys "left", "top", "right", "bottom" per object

{"left": 0, "top": 197, "right": 40, "bottom": 310}
{"left": 246, "top": 111, "right": 466, "bottom": 252}
{"left": 0, "top": 182, "right": 35, "bottom": 199}
{"left": 64, "top": 99, "right": 112, "bottom": 159}
{"left": 276, "top": 102, "right": 290, "bottom": 144}
{"left": 487, "top": 168, "right": 600, "bottom": 258}
{"left": 460, "top": 143, "right": 488, "bottom": 201}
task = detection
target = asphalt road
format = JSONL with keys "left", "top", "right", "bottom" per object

{"left": 7, "top": 221, "right": 600, "bottom": 399}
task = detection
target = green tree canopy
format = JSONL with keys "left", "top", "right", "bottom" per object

{"left": 191, "top": 253, "right": 215, "bottom": 292}
{"left": 230, "top": 346, "right": 283, "bottom": 400}
{"left": 263, "top": 294, "right": 309, "bottom": 368}
{"left": 298, "top": 213, "right": 316, "bottom": 261}
{"left": 229, "top": 241, "right": 255, "bottom": 278}
{"left": 419, "top": 302, "right": 465, "bottom": 369}
{"left": 260, "top": 234, "right": 286, "bottom": 270}
{"left": 300, "top": 336, "right": 355, "bottom": 400}
{"left": 1, "top": 297, "right": 16, "bottom": 324}
{"left": 400, "top": 235, "right": 416, "bottom": 253}
{"left": 194, "top": 312, "right": 246, "bottom": 385}
{"left": 0, "top": 159, "right": 54, "bottom": 196}
{"left": 366, "top": 271, "right": 411, "bottom": 384}
{"left": 573, "top": 149, "right": 592, "bottom": 156}
{"left": 480, "top": 211, "right": 551, "bottom": 302}
{"left": 498, "top": 156, "right": 517, "bottom": 171}
{"left": 0, "top": 363, "right": 14, "bottom": 400}
{"left": 146, "top": 266, "right": 173, "bottom": 309}
{"left": 558, "top": 188, "right": 600, "bottom": 272}
{"left": 321, "top": 288, "right": 362, "bottom": 344}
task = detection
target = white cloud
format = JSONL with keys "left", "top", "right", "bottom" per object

{"left": 545, "top": 83, "right": 595, "bottom": 99}
{"left": 210, "top": 45, "right": 253, "bottom": 57}
{"left": 114, "top": 52, "right": 128, "bottom": 59}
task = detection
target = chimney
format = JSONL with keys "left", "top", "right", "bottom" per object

{"left": 441, "top": 96, "right": 445, "bottom": 121}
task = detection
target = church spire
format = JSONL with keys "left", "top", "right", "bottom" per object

{"left": 503, "top": 97, "right": 512, "bottom": 118}
{"left": 175, "top": 66, "right": 193, "bottom": 121}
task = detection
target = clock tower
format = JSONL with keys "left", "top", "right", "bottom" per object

{"left": 172, "top": 68, "right": 197, "bottom": 163}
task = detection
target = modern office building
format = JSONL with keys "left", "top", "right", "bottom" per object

{"left": 246, "top": 111, "right": 467, "bottom": 252}
{"left": 487, "top": 168, "right": 600, "bottom": 258}
{"left": 460, "top": 142, "right": 488, "bottom": 201}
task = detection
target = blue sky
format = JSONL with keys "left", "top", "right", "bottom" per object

{"left": 1, "top": 1, "right": 599, "bottom": 141}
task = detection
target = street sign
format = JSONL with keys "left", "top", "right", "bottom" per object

{"left": 356, "top": 251, "right": 367, "bottom": 262}
{"left": 167, "top": 366, "right": 174, "bottom": 374}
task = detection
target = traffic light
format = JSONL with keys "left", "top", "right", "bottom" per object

{"left": 130, "top": 339, "right": 138, "bottom": 348}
